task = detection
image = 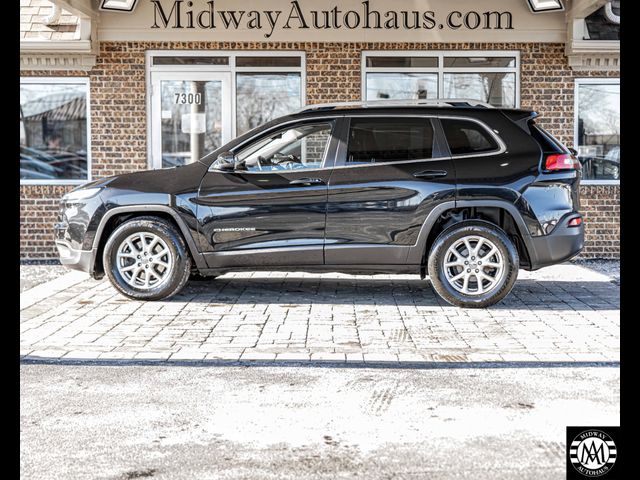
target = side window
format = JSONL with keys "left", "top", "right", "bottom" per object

{"left": 441, "top": 118, "right": 499, "bottom": 156}
{"left": 236, "top": 122, "right": 333, "bottom": 172}
{"left": 347, "top": 118, "right": 434, "bottom": 164}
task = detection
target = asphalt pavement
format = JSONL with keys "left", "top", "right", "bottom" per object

{"left": 20, "top": 363, "right": 619, "bottom": 480}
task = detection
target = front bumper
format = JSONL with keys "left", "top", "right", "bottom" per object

{"left": 55, "top": 240, "right": 97, "bottom": 275}
{"left": 55, "top": 188, "right": 107, "bottom": 277}
{"left": 54, "top": 222, "right": 97, "bottom": 275}
{"left": 527, "top": 213, "right": 585, "bottom": 270}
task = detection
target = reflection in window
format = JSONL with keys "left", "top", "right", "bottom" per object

{"left": 236, "top": 73, "right": 302, "bottom": 135}
{"left": 576, "top": 82, "right": 620, "bottom": 180}
{"left": 366, "top": 56, "right": 438, "bottom": 68}
{"left": 236, "top": 56, "right": 301, "bottom": 67}
{"left": 443, "top": 57, "right": 515, "bottom": 68}
{"left": 237, "top": 123, "right": 332, "bottom": 172}
{"left": 153, "top": 56, "right": 229, "bottom": 66}
{"left": 20, "top": 81, "right": 89, "bottom": 181}
{"left": 366, "top": 73, "right": 438, "bottom": 100}
{"left": 443, "top": 73, "right": 515, "bottom": 108}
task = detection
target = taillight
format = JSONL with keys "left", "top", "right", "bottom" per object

{"left": 567, "top": 216, "right": 582, "bottom": 227}
{"left": 544, "top": 153, "right": 580, "bottom": 171}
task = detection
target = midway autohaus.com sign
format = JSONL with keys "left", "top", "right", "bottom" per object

{"left": 149, "top": 0, "right": 516, "bottom": 38}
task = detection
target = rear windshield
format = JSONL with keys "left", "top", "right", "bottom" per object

{"left": 528, "top": 121, "right": 568, "bottom": 154}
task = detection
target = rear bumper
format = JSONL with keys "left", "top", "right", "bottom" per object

{"left": 527, "top": 214, "right": 584, "bottom": 270}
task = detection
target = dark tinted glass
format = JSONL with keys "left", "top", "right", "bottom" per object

{"left": 443, "top": 57, "right": 515, "bottom": 67}
{"left": 152, "top": 56, "right": 229, "bottom": 66}
{"left": 347, "top": 118, "right": 434, "bottom": 164}
{"left": 236, "top": 56, "right": 301, "bottom": 67}
{"left": 441, "top": 119, "right": 499, "bottom": 155}
{"left": 366, "top": 56, "right": 438, "bottom": 68}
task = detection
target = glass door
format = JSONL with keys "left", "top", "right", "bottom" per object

{"left": 150, "top": 72, "right": 231, "bottom": 169}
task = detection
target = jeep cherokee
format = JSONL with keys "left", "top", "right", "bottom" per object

{"left": 55, "top": 99, "right": 584, "bottom": 308}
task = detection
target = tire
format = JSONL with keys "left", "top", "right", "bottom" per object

{"left": 427, "top": 221, "right": 519, "bottom": 308}
{"left": 103, "top": 216, "right": 192, "bottom": 301}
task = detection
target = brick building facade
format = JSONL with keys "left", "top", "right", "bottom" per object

{"left": 20, "top": 1, "right": 620, "bottom": 259}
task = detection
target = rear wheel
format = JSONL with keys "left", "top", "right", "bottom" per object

{"left": 427, "top": 222, "right": 519, "bottom": 308}
{"left": 103, "top": 217, "right": 191, "bottom": 301}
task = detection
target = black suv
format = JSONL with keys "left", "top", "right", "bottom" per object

{"left": 55, "top": 100, "right": 584, "bottom": 308}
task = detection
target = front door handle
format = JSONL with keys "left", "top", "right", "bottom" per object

{"left": 413, "top": 170, "right": 448, "bottom": 179}
{"left": 289, "top": 177, "right": 325, "bottom": 186}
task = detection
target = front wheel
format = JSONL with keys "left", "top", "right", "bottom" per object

{"left": 427, "top": 222, "right": 519, "bottom": 308}
{"left": 103, "top": 217, "right": 191, "bottom": 301}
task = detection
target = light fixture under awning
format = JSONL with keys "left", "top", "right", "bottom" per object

{"left": 526, "top": 0, "right": 565, "bottom": 13}
{"left": 99, "top": 0, "right": 139, "bottom": 13}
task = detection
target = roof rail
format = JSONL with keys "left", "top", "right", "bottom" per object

{"left": 295, "top": 98, "right": 496, "bottom": 114}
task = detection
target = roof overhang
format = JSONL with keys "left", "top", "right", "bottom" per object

{"left": 565, "top": 0, "right": 619, "bottom": 71}
{"left": 20, "top": 0, "right": 620, "bottom": 72}
{"left": 20, "top": 1, "right": 97, "bottom": 71}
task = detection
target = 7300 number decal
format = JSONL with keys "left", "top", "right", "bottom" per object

{"left": 174, "top": 93, "right": 202, "bottom": 105}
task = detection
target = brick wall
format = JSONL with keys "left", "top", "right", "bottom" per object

{"left": 579, "top": 185, "right": 620, "bottom": 258}
{"left": 21, "top": 41, "right": 619, "bottom": 259}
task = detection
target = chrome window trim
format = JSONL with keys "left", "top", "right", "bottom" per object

{"left": 211, "top": 113, "right": 506, "bottom": 174}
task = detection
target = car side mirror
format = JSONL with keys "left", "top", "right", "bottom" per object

{"left": 211, "top": 151, "right": 236, "bottom": 172}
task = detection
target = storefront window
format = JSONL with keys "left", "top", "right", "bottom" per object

{"left": 575, "top": 80, "right": 620, "bottom": 181}
{"left": 148, "top": 52, "right": 305, "bottom": 168}
{"left": 20, "top": 79, "right": 89, "bottom": 182}
{"left": 366, "top": 73, "right": 438, "bottom": 100}
{"left": 443, "top": 73, "right": 515, "bottom": 108}
{"left": 363, "top": 52, "right": 519, "bottom": 107}
{"left": 236, "top": 73, "right": 302, "bottom": 135}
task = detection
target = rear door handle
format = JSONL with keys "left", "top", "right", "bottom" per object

{"left": 289, "top": 177, "right": 325, "bottom": 186}
{"left": 413, "top": 170, "right": 448, "bottom": 179}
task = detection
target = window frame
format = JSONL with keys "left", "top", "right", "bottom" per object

{"left": 574, "top": 77, "right": 620, "bottom": 185}
{"left": 146, "top": 50, "right": 306, "bottom": 169}
{"left": 20, "top": 77, "right": 92, "bottom": 186}
{"left": 361, "top": 50, "right": 521, "bottom": 108}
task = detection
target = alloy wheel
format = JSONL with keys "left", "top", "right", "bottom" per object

{"left": 443, "top": 235, "right": 505, "bottom": 295}
{"left": 116, "top": 232, "right": 173, "bottom": 290}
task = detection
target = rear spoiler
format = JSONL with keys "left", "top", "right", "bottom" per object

{"left": 500, "top": 110, "right": 539, "bottom": 132}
